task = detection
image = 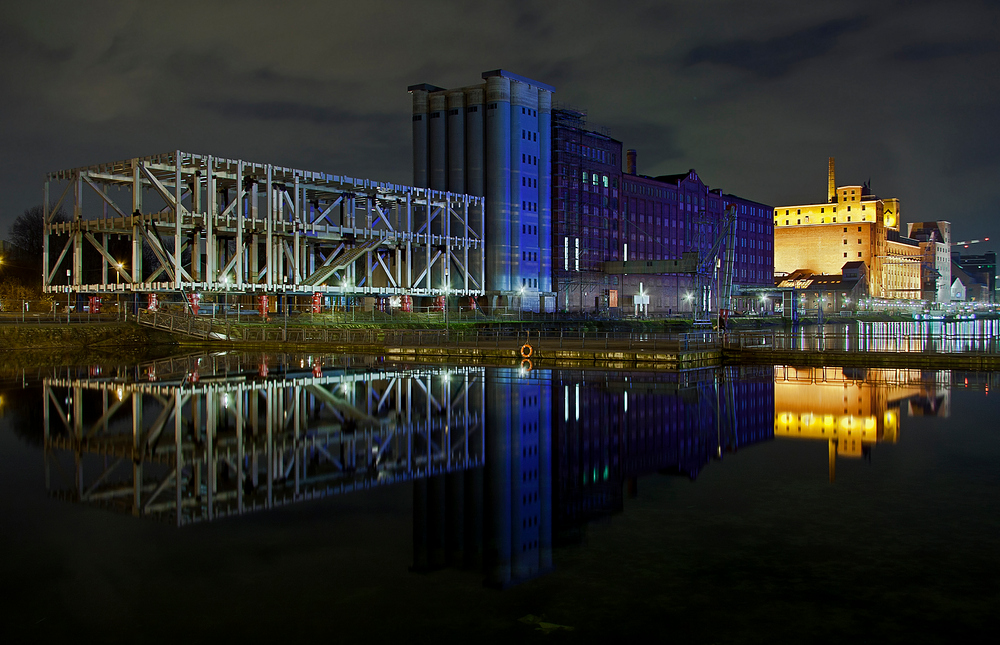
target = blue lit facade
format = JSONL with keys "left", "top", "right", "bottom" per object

{"left": 409, "top": 70, "right": 554, "bottom": 312}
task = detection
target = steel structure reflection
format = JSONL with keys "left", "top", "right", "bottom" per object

{"left": 42, "top": 356, "right": 485, "bottom": 525}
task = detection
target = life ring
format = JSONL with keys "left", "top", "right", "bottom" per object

{"left": 520, "top": 358, "right": 533, "bottom": 372}
{"left": 520, "top": 343, "right": 533, "bottom": 358}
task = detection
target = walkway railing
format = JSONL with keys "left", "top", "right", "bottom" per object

{"left": 134, "top": 309, "right": 725, "bottom": 351}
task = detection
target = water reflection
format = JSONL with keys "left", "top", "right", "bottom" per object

{"left": 774, "top": 366, "right": 951, "bottom": 481}
{"left": 34, "top": 354, "right": 977, "bottom": 588}
{"left": 38, "top": 354, "right": 780, "bottom": 587}
{"left": 42, "top": 354, "right": 485, "bottom": 524}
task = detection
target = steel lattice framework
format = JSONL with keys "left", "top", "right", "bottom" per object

{"left": 43, "top": 150, "right": 485, "bottom": 299}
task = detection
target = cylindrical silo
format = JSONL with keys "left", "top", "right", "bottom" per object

{"left": 447, "top": 91, "right": 466, "bottom": 194}
{"left": 485, "top": 75, "right": 511, "bottom": 293}
{"left": 465, "top": 87, "right": 485, "bottom": 198}
{"left": 411, "top": 89, "right": 429, "bottom": 188}
{"left": 429, "top": 93, "right": 447, "bottom": 194}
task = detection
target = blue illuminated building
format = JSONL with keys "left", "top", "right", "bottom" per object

{"left": 409, "top": 70, "right": 555, "bottom": 312}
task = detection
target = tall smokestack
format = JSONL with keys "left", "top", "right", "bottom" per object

{"left": 626, "top": 149, "right": 637, "bottom": 175}
{"left": 828, "top": 157, "right": 836, "bottom": 203}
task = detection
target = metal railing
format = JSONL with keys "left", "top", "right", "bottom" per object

{"left": 0, "top": 299, "right": 126, "bottom": 324}
{"left": 725, "top": 324, "right": 1000, "bottom": 356}
{"left": 134, "top": 308, "right": 726, "bottom": 352}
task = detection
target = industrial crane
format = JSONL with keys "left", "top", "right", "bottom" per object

{"left": 694, "top": 204, "right": 738, "bottom": 329}
{"left": 954, "top": 237, "right": 990, "bottom": 248}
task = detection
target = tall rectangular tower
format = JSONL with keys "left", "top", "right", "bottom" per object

{"left": 409, "top": 70, "right": 554, "bottom": 312}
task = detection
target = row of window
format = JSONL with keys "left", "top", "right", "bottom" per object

{"left": 522, "top": 201, "right": 538, "bottom": 212}
{"left": 780, "top": 204, "right": 867, "bottom": 215}
{"left": 522, "top": 224, "right": 538, "bottom": 235}
{"left": 521, "top": 129, "right": 537, "bottom": 142}
{"left": 521, "top": 177, "right": 537, "bottom": 188}
{"left": 581, "top": 171, "right": 610, "bottom": 188}
{"left": 559, "top": 142, "right": 613, "bottom": 165}
{"left": 522, "top": 251, "right": 538, "bottom": 262}
{"left": 780, "top": 214, "right": 870, "bottom": 225}
{"left": 521, "top": 153, "right": 538, "bottom": 165}
{"left": 521, "top": 277, "right": 539, "bottom": 288}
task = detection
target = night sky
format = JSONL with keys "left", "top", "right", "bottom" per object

{"left": 1, "top": 0, "right": 997, "bottom": 249}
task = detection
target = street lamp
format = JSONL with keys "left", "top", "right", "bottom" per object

{"left": 443, "top": 284, "right": 450, "bottom": 334}
{"left": 519, "top": 286, "right": 525, "bottom": 319}
{"left": 66, "top": 269, "right": 71, "bottom": 323}
{"left": 342, "top": 278, "right": 352, "bottom": 322}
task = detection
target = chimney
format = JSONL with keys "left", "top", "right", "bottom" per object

{"left": 626, "top": 149, "right": 637, "bottom": 175}
{"left": 828, "top": 157, "right": 836, "bottom": 203}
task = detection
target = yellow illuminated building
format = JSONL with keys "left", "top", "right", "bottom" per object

{"left": 774, "top": 159, "right": 921, "bottom": 300}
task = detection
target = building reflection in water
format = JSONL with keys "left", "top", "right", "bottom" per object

{"left": 414, "top": 365, "right": 775, "bottom": 586}
{"left": 773, "top": 366, "right": 951, "bottom": 481}
{"left": 551, "top": 366, "right": 773, "bottom": 542}
{"left": 41, "top": 354, "right": 777, "bottom": 588}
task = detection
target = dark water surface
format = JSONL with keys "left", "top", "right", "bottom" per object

{"left": 1, "top": 354, "right": 997, "bottom": 643}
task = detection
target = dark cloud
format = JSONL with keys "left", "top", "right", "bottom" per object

{"left": 1, "top": 0, "right": 999, "bottom": 247}
{"left": 606, "top": 122, "right": 683, "bottom": 172}
{"left": 200, "top": 99, "right": 395, "bottom": 129}
{"left": 683, "top": 16, "right": 869, "bottom": 78}
{"left": 891, "top": 40, "right": 999, "bottom": 62}
{"left": 0, "top": 22, "right": 74, "bottom": 63}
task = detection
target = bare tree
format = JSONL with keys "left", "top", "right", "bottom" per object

{"left": 8, "top": 205, "right": 67, "bottom": 258}
{"left": 4, "top": 205, "right": 67, "bottom": 287}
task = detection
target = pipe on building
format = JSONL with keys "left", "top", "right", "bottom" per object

{"left": 828, "top": 156, "right": 836, "bottom": 204}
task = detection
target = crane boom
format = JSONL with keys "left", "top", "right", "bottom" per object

{"left": 953, "top": 237, "right": 990, "bottom": 247}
